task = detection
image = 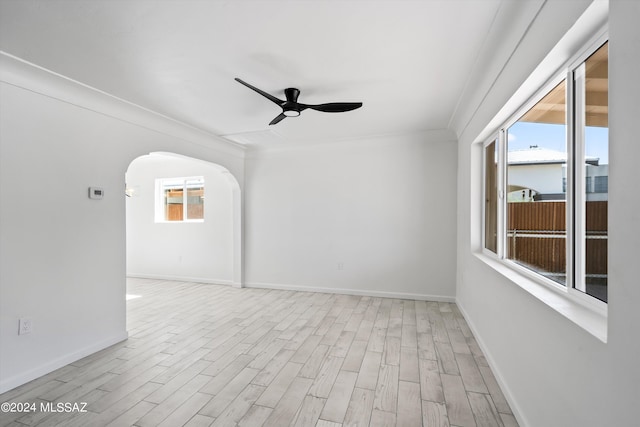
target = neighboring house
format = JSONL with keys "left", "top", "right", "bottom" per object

{"left": 507, "top": 145, "right": 608, "bottom": 202}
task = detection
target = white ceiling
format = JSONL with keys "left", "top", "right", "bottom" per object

{"left": 0, "top": 0, "right": 506, "bottom": 148}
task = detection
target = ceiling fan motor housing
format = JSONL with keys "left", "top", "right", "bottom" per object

{"left": 283, "top": 88, "right": 302, "bottom": 116}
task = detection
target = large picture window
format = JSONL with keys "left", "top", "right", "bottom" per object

{"left": 483, "top": 41, "right": 608, "bottom": 303}
{"left": 156, "top": 177, "right": 205, "bottom": 222}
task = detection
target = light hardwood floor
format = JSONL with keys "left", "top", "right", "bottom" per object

{"left": 0, "top": 278, "right": 518, "bottom": 427}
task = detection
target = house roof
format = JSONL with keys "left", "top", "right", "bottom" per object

{"left": 508, "top": 147, "right": 599, "bottom": 165}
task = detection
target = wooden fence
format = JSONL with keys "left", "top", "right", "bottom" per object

{"left": 165, "top": 188, "right": 205, "bottom": 221}
{"left": 507, "top": 201, "right": 607, "bottom": 276}
{"left": 166, "top": 204, "right": 204, "bottom": 221}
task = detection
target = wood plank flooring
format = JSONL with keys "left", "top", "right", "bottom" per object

{"left": 0, "top": 278, "right": 518, "bottom": 427}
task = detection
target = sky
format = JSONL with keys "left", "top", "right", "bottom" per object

{"left": 508, "top": 122, "right": 609, "bottom": 164}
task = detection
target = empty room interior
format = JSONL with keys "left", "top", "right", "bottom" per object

{"left": 0, "top": 0, "right": 639, "bottom": 426}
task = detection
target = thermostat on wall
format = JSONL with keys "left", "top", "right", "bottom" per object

{"left": 88, "top": 187, "right": 104, "bottom": 200}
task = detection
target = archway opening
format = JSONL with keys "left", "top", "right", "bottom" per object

{"left": 125, "top": 152, "right": 242, "bottom": 287}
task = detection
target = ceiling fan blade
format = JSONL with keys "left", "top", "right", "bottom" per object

{"left": 235, "top": 78, "right": 283, "bottom": 105}
{"left": 305, "top": 102, "right": 363, "bottom": 113}
{"left": 269, "top": 113, "right": 287, "bottom": 125}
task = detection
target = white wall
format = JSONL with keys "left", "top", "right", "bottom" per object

{"left": 508, "top": 163, "right": 564, "bottom": 194}
{"left": 455, "top": 0, "right": 640, "bottom": 426}
{"left": 245, "top": 131, "right": 458, "bottom": 301}
{"left": 0, "top": 55, "right": 244, "bottom": 393}
{"left": 126, "top": 154, "right": 236, "bottom": 285}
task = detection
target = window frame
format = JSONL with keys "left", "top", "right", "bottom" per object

{"left": 155, "top": 176, "right": 205, "bottom": 223}
{"left": 481, "top": 31, "right": 608, "bottom": 315}
{"left": 481, "top": 135, "right": 502, "bottom": 258}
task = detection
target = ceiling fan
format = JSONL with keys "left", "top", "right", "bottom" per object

{"left": 235, "top": 78, "right": 363, "bottom": 125}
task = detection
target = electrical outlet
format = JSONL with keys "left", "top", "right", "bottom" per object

{"left": 19, "top": 318, "right": 32, "bottom": 335}
{"left": 337, "top": 262, "right": 344, "bottom": 270}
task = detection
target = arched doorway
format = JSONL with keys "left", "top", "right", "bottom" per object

{"left": 125, "top": 152, "right": 242, "bottom": 286}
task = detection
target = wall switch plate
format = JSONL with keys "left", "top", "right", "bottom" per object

{"left": 19, "top": 318, "right": 32, "bottom": 335}
{"left": 88, "top": 187, "right": 104, "bottom": 199}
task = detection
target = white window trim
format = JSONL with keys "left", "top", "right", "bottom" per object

{"left": 476, "top": 24, "right": 608, "bottom": 342}
{"left": 155, "top": 176, "right": 205, "bottom": 223}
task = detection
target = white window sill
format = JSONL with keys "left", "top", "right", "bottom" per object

{"left": 474, "top": 252, "right": 607, "bottom": 343}
{"left": 154, "top": 220, "right": 205, "bottom": 224}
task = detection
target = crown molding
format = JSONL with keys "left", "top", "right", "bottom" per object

{"left": 0, "top": 51, "right": 245, "bottom": 158}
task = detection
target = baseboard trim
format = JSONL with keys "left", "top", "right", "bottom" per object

{"left": 244, "top": 281, "right": 455, "bottom": 302}
{"left": 127, "top": 273, "right": 236, "bottom": 287}
{"left": 456, "top": 300, "right": 527, "bottom": 427}
{"left": 0, "top": 331, "right": 128, "bottom": 394}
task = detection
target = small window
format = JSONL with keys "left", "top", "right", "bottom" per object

{"left": 593, "top": 176, "right": 608, "bottom": 193}
{"left": 156, "top": 177, "right": 204, "bottom": 222}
